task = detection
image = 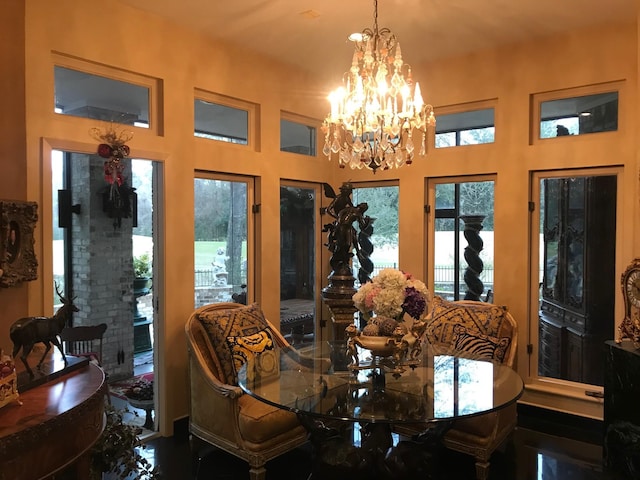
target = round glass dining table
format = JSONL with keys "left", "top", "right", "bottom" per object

{"left": 238, "top": 343, "right": 524, "bottom": 479}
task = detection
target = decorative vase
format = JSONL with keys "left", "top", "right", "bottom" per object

{"left": 126, "top": 396, "right": 154, "bottom": 430}
{"left": 354, "top": 335, "right": 396, "bottom": 358}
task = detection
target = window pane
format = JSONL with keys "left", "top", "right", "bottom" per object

{"left": 194, "top": 99, "right": 248, "bottom": 144}
{"left": 194, "top": 178, "right": 248, "bottom": 307}
{"left": 281, "top": 119, "right": 316, "bottom": 156}
{"left": 537, "top": 174, "right": 616, "bottom": 386}
{"left": 435, "top": 108, "right": 495, "bottom": 148}
{"left": 352, "top": 185, "right": 399, "bottom": 285}
{"left": 434, "top": 181, "right": 494, "bottom": 301}
{"left": 540, "top": 118, "right": 580, "bottom": 138}
{"left": 435, "top": 132, "right": 456, "bottom": 148}
{"left": 539, "top": 92, "right": 618, "bottom": 138}
{"left": 52, "top": 150, "right": 65, "bottom": 307}
{"left": 460, "top": 127, "right": 495, "bottom": 145}
{"left": 280, "top": 185, "right": 316, "bottom": 346}
{"left": 54, "top": 66, "right": 150, "bottom": 126}
{"left": 435, "top": 183, "right": 455, "bottom": 210}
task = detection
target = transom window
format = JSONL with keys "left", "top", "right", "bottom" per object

{"left": 54, "top": 65, "right": 151, "bottom": 128}
{"left": 435, "top": 108, "right": 495, "bottom": 148}
{"left": 280, "top": 114, "right": 317, "bottom": 156}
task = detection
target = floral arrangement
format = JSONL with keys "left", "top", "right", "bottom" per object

{"left": 352, "top": 268, "right": 430, "bottom": 337}
{"left": 125, "top": 378, "right": 154, "bottom": 401}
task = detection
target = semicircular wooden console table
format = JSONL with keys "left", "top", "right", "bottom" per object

{"left": 0, "top": 362, "right": 107, "bottom": 480}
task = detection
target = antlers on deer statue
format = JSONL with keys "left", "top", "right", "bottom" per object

{"left": 9, "top": 283, "right": 79, "bottom": 378}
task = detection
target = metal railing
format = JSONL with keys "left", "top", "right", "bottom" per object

{"left": 195, "top": 264, "right": 498, "bottom": 292}
{"left": 195, "top": 269, "right": 216, "bottom": 287}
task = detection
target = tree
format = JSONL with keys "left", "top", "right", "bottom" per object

{"left": 460, "top": 181, "right": 494, "bottom": 230}
{"left": 225, "top": 182, "right": 247, "bottom": 286}
{"left": 352, "top": 186, "right": 399, "bottom": 246}
{"left": 435, "top": 181, "right": 494, "bottom": 231}
{"left": 132, "top": 160, "right": 153, "bottom": 237}
{"left": 194, "top": 179, "right": 231, "bottom": 240}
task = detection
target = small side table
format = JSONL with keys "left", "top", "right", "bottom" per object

{"left": 127, "top": 397, "right": 154, "bottom": 430}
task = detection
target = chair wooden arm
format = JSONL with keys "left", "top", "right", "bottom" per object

{"left": 187, "top": 342, "right": 244, "bottom": 399}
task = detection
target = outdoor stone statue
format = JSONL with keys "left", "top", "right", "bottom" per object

{"left": 212, "top": 247, "right": 229, "bottom": 286}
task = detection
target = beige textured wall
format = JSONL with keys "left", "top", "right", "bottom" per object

{"left": 0, "top": 0, "right": 29, "bottom": 355}
{"left": 2, "top": 0, "right": 638, "bottom": 431}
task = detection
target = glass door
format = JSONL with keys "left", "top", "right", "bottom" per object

{"left": 429, "top": 178, "right": 495, "bottom": 301}
{"left": 194, "top": 174, "right": 251, "bottom": 307}
{"left": 533, "top": 171, "right": 617, "bottom": 386}
{"left": 351, "top": 183, "right": 400, "bottom": 285}
{"left": 52, "top": 150, "right": 160, "bottom": 433}
{"left": 279, "top": 183, "right": 318, "bottom": 348}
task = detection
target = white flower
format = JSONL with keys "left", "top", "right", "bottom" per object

{"left": 352, "top": 268, "right": 431, "bottom": 323}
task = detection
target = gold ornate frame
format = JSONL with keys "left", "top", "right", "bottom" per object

{"left": 0, "top": 200, "right": 38, "bottom": 288}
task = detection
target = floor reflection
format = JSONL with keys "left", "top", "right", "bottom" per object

{"left": 137, "top": 421, "right": 611, "bottom": 480}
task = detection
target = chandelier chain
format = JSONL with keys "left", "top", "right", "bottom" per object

{"left": 372, "top": 0, "right": 379, "bottom": 35}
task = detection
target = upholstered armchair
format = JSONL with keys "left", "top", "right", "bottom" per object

{"left": 396, "top": 296, "right": 519, "bottom": 480}
{"left": 185, "top": 302, "right": 312, "bottom": 480}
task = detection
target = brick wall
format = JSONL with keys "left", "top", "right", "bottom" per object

{"left": 71, "top": 155, "right": 135, "bottom": 381}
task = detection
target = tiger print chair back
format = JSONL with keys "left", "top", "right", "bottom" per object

{"left": 424, "top": 296, "right": 517, "bottom": 367}
{"left": 397, "top": 296, "right": 518, "bottom": 480}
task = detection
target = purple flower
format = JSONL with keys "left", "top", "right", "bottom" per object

{"left": 402, "top": 287, "right": 426, "bottom": 319}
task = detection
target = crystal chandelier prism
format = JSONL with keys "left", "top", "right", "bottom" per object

{"left": 322, "top": 0, "right": 435, "bottom": 173}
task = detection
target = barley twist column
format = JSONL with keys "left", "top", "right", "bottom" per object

{"left": 460, "top": 215, "right": 486, "bottom": 301}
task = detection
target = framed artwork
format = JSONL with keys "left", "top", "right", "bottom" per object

{"left": 0, "top": 200, "right": 38, "bottom": 288}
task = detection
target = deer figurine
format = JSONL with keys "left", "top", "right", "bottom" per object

{"left": 9, "top": 283, "right": 79, "bottom": 378}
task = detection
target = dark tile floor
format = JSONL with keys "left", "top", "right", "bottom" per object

{"left": 135, "top": 407, "right": 623, "bottom": 480}
{"left": 125, "top": 351, "right": 622, "bottom": 480}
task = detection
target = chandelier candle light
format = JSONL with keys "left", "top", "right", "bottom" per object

{"left": 322, "top": 0, "right": 436, "bottom": 173}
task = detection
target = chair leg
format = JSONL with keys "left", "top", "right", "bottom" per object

{"left": 248, "top": 464, "right": 267, "bottom": 480}
{"left": 475, "top": 459, "right": 490, "bottom": 480}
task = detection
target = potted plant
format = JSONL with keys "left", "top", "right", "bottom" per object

{"left": 133, "top": 253, "right": 152, "bottom": 279}
{"left": 133, "top": 253, "right": 152, "bottom": 295}
{"left": 90, "top": 404, "right": 161, "bottom": 479}
{"left": 125, "top": 378, "right": 155, "bottom": 430}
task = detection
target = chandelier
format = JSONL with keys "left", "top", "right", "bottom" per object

{"left": 322, "top": 0, "right": 435, "bottom": 173}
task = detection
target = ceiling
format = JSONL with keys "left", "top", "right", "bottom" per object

{"left": 118, "top": 0, "right": 636, "bottom": 77}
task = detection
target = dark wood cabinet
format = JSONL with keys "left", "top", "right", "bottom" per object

{"left": 604, "top": 341, "right": 640, "bottom": 478}
{"left": 538, "top": 175, "right": 616, "bottom": 385}
{"left": 539, "top": 318, "right": 562, "bottom": 378}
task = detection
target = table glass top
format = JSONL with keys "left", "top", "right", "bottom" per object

{"left": 237, "top": 344, "right": 524, "bottom": 425}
